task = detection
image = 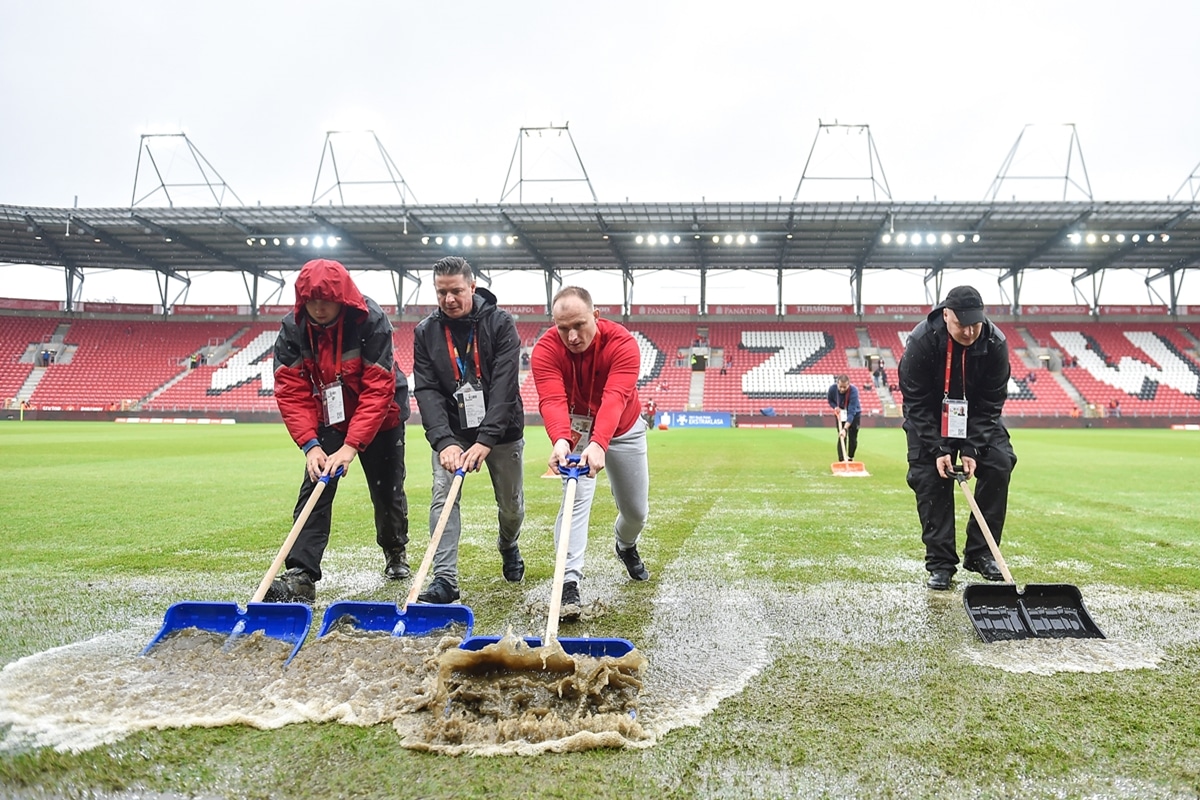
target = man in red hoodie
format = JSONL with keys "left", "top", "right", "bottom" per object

{"left": 531, "top": 286, "right": 650, "bottom": 621}
{"left": 267, "top": 259, "right": 411, "bottom": 603}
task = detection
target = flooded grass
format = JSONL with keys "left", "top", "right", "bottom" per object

{"left": 2, "top": 423, "right": 1200, "bottom": 798}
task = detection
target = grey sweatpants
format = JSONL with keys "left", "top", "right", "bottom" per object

{"left": 428, "top": 438, "right": 525, "bottom": 588}
{"left": 554, "top": 417, "right": 649, "bottom": 584}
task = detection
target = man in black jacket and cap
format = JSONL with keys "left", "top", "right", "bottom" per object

{"left": 898, "top": 285, "right": 1016, "bottom": 591}
{"left": 411, "top": 256, "right": 526, "bottom": 603}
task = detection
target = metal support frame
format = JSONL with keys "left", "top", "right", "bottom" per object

{"left": 986, "top": 124, "right": 1093, "bottom": 202}
{"left": 311, "top": 131, "right": 417, "bottom": 206}
{"left": 130, "top": 133, "right": 243, "bottom": 208}
{"left": 500, "top": 123, "right": 598, "bottom": 203}
{"left": 793, "top": 122, "right": 892, "bottom": 202}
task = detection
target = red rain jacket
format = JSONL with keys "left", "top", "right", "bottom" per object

{"left": 273, "top": 259, "right": 405, "bottom": 452}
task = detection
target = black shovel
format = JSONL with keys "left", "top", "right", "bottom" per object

{"left": 955, "top": 469, "right": 1104, "bottom": 643}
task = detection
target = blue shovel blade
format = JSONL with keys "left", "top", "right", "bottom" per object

{"left": 142, "top": 600, "right": 312, "bottom": 666}
{"left": 459, "top": 634, "right": 635, "bottom": 658}
{"left": 317, "top": 601, "right": 474, "bottom": 638}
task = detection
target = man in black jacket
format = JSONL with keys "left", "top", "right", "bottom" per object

{"left": 411, "top": 256, "right": 526, "bottom": 603}
{"left": 898, "top": 285, "right": 1016, "bottom": 591}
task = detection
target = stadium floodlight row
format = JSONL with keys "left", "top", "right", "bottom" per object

{"left": 1, "top": 199, "right": 1198, "bottom": 314}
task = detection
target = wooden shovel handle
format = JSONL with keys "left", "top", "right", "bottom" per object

{"left": 544, "top": 476, "right": 579, "bottom": 644}
{"left": 404, "top": 470, "right": 466, "bottom": 609}
{"left": 955, "top": 472, "right": 1015, "bottom": 584}
{"left": 251, "top": 473, "right": 334, "bottom": 603}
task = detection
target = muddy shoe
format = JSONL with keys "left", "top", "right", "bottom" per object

{"left": 500, "top": 544, "right": 525, "bottom": 582}
{"left": 559, "top": 581, "right": 581, "bottom": 623}
{"left": 383, "top": 548, "right": 411, "bottom": 580}
{"left": 263, "top": 568, "right": 316, "bottom": 604}
{"left": 416, "top": 576, "right": 460, "bottom": 604}
{"left": 615, "top": 541, "right": 650, "bottom": 581}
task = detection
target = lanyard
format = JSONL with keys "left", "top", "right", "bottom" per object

{"left": 306, "top": 316, "right": 343, "bottom": 390}
{"left": 444, "top": 324, "right": 480, "bottom": 383}
{"left": 838, "top": 388, "right": 848, "bottom": 409}
{"left": 943, "top": 336, "right": 967, "bottom": 399}
{"left": 568, "top": 333, "right": 602, "bottom": 417}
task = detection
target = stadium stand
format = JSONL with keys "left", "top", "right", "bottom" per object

{"left": 0, "top": 315, "right": 59, "bottom": 404}
{"left": 3, "top": 313, "right": 1199, "bottom": 420}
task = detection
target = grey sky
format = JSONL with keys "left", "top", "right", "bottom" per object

{"left": 3, "top": 0, "right": 1198, "bottom": 307}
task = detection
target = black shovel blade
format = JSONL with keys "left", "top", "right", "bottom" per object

{"left": 962, "top": 584, "right": 1032, "bottom": 642}
{"left": 963, "top": 583, "right": 1105, "bottom": 643}
{"left": 1020, "top": 583, "right": 1105, "bottom": 640}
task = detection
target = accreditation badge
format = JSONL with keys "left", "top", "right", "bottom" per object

{"left": 941, "top": 398, "right": 967, "bottom": 438}
{"left": 322, "top": 381, "right": 346, "bottom": 425}
{"left": 455, "top": 382, "right": 486, "bottom": 429}
{"left": 838, "top": 409, "right": 848, "bottom": 424}
{"left": 567, "top": 414, "right": 594, "bottom": 455}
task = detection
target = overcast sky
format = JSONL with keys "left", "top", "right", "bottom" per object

{"left": 3, "top": 0, "right": 1199, "bottom": 308}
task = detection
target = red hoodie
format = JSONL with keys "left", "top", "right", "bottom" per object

{"left": 273, "top": 259, "right": 401, "bottom": 451}
{"left": 530, "top": 316, "right": 642, "bottom": 450}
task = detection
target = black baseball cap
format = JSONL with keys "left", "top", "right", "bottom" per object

{"left": 944, "top": 285, "right": 985, "bottom": 325}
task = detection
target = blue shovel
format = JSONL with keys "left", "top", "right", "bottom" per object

{"left": 318, "top": 467, "right": 474, "bottom": 638}
{"left": 459, "top": 455, "right": 635, "bottom": 659}
{"left": 142, "top": 467, "right": 344, "bottom": 666}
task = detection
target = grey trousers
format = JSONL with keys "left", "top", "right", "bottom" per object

{"left": 428, "top": 438, "right": 525, "bottom": 588}
{"left": 554, "top": 417, "right": 649, "bottom": 584}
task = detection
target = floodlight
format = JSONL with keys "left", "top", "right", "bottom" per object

{"left": 1101, "top": 234, "right": 1110, "bottom": 243}
{"left": 506, "top": 235, "right": 515, "bottom": 245}
{"left": 896, "top": 233, "right": 907, "bottom": 244}
{"left": 313, "top": 236, "right": 324, "bottom": 248}
{"left": 448, "top": 236, "right": 459, "bottom": 246}
{"left": 957, "top": 234, "right": 966, "bottom": 243}
{"left": 421, "top": 236, "right": 429, "bottom": 245}
{"left": 1147, "top": 234, "right": 1156, "bottom": 242}
{"left": 1161, "top": 233, "right": 1170, "bottom": 243}
{"left": 941, "top": 233, "right": 951, "bottom": 245}
{"left": 1086, "top": 233, "right": 1096, "bottom": 244}
{"left": 882, "top": 233, "right": 892, "bottom": 244}
{"left": 972, "top": 234, "right": 980, "bottom": 243}
{"left": 287, "top": 237, "right": 296, "bottom": 246}
{"left": 712, "top": 235, "right": 720, "bottom": 244}
{"left": 749, "top": 234, "right": 758, "bottom": 244}
{"left": 491, "top": 235, "right": 501, "bottom": 246}
{"left": 724, "top": 234, "right": 733, "bottom": 244}
{"left": 476, "top": 235, "right": 486, "bottom": 246}
{"left": 300, "top": 237, "right": 309, "bottom": 246}
{"left": 435, "top": 236, "right": 443, "bottom": 245}
{"left": 736, "top": 234, "right": 746, "bottom": 245}
{"left": 1115, "top": 234, "right": 1125, "bottom": 243}
{"left": 926, "top": 233, "right": 936, "bottom": 244}
{"left": 273, "top": 238, "right": 280, "bottom": 246}
{"left": 636, "top": 235, "right": 645, "bottom": 244}
{"left": 673, "top": 235, "right": 681, "bottom": 244}
{"left": 1131, "top": 234, "right": 1140, "bottom": 243}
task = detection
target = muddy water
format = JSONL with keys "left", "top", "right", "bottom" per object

{"left": 0, "top": 565, "right": 1188, "bottom": 757}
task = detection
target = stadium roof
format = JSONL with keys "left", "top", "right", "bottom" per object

{"left": 2, "top": 200, "right": 1197, "bottom": 310}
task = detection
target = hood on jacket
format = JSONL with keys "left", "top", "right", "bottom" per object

{"left": 293, "top": 259, "right": 368, "bottom": 320}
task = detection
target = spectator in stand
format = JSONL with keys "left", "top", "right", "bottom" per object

{"left": 827, "top": 374, "right": 862, "bottom": 461}
{"left": 899, "top": 285, "right": 1015, "bottom": 592}
{"left": 267, "top": 258, "right": 411, "bottom": 604}
{"left": 1109, "top": 397, "right": 1122, "bottom": 417}
{"left": 531, "top": 286, "right": 651, "bottom": 621}
{"left": 411, "top": 256, "right": 526, "bottom": 604}
{"left": 874, "top": 363, "right": 888, "bottom": 389}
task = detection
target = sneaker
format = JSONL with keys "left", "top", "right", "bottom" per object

{"left": 615, "top": 541, "right": 650, "bottom": 581}
{"left": 559, "top": 581, "right": 581, "bottom": 622}
{"left": 263, "top": 568, "right": 316, "bottom": 604}
{"left": 383, "top": 548, "right": 411, "bottom": 580}
{"left": 416, "top": 576, "right": 460, "bottom": 604}
{"left": 500, "top": 544, "right": 525, "bottom": 582}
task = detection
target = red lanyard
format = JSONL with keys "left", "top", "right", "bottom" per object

{"left": 943, "top": 336, "right": 966, "bottom": 399}
{"left": 444, "top": 324, "right": 480, "bottom": 383}
{"left": 568, "top": 337, "right": 601, "bottom": 416}
{"left": 306, "top": 317, "right": 343, "bottom": 390}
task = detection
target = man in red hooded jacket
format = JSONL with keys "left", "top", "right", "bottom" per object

{"left": 266, "top": 259, "right": 410, "bottom": 603}
{"left": 531, "top": 286, "right": 650, "bottom": 621}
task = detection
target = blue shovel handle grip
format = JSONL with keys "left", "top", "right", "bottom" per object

{"left": 454, "top": 467, "right": 468, "bottom": 478}
{"left": 318, "top": 465, "right": 346, "bottom": 484}
{"left": 557, "top": 454, "right": 588, "bottom": 479}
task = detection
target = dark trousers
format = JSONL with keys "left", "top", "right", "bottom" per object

{"left": 836, "top": 414, "right": 861, "bottom": 460}
{"left": 285, "top": 423, "right": 409, "bottom": 581}
{"left": 905, "top": 431, "right": 1016, "bottom": 574}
